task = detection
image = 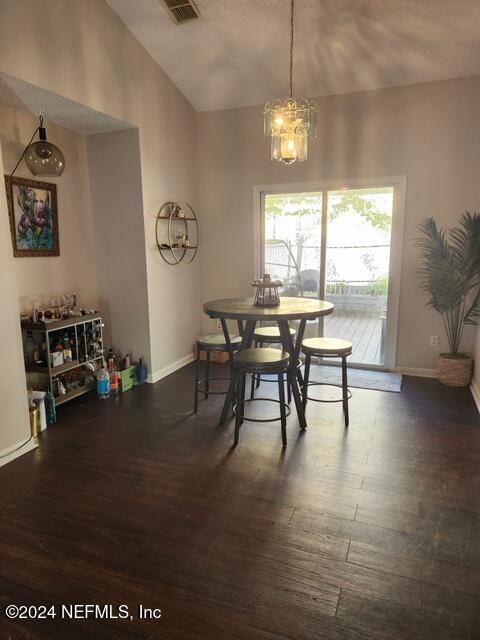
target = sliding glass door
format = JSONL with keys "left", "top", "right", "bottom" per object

{"left": 263, "top": 191, "right": 322, "bottom": 300}
{"left": 261, "top": 185, "right": 395, "bottom": 368}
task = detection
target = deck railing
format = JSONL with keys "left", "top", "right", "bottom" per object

{"left": 325, "top": 280, "right": 388, "bottom": 297}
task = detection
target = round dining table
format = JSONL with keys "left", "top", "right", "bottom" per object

{"left": 203, "top": 297, "right": 334, "bottom": 430}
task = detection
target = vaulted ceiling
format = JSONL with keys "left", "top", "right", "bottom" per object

{"left": 106, "top": 0, "right": 480, "bottom": 112}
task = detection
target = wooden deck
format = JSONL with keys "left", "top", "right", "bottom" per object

{"left": 302, "top": 314, "right": 384, "bottom": 365}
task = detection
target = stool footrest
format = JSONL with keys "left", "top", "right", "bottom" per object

{"left": 233, "top": 397, "right": 291, "bottom": 423}
{"left": 196, "top": 375, "right": 231, "bottom": 396}
{"left": 250, "top": 372, "right": 289, "bottom": 384}
{"left": 303, "top": 381, "right": 352, "bottom": 403}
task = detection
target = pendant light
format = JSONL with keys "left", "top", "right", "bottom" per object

{"left": 10, "top": 115, "right": 65, "bottom": 178}
{"left": 264, "top": 0, "right": 317, "bottom": 164}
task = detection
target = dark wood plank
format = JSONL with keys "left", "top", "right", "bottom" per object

{"left": 0, "top": 371, "right": 479, "bottom": 639}
{"left": 336, "top": 589, "right": 475, "bottom": 640}
{"left": 347, "top": 538, "right": 480, "bottom": 596}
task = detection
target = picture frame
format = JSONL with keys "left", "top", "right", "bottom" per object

{"left": 4, "top": 175, "right": 59, "bottom": 257}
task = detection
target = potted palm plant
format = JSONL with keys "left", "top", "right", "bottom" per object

{"left": 416, "top": 212, "right": 480, "bottom": 386}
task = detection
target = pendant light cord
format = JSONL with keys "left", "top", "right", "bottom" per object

{"left": 289, "top": 0, "right": 294, "bottom": 98}
{"left": 9, "top": 115, "right": 43, "bottom": 177}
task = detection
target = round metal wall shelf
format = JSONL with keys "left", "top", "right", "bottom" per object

{"left": 155, "top": 201, "right": 199, "bottom": 265}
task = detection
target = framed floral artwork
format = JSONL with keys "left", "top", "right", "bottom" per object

{"left": 4, "top": 175, "right": 59, "bottom": 257}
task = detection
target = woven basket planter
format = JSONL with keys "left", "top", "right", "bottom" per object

{"left": 437, "top": 354, "right": 473, "bottom": 387}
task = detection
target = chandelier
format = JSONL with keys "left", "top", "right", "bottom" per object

{"left": 264, "top": 0, "right": 317, "bottom": 165}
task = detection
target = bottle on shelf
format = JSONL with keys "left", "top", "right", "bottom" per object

{"left": 69, "top": 333, "right": 77, "bottom": 360}
{"left": 62, "top": 331, "right": 73, "bottom": 362}
{"left": 52, "top": 376, "right": 60, "bottom": 397}
{"left": 34, "top": 342, "right": 42, "bottom": 365}
{"left": 85, "top": 322, "right": 94, "bottom": 359}
{"left": 24, "top": 331, "right": 38, "bottom": 366}
{"left": 39, "top": 340, "right": 48, "bottom": 366}
{"left": 97, "top": 366, "right": 110, "bottom": 400}
{"left": 78, "top": 333, "right": 86, "bottom": 362}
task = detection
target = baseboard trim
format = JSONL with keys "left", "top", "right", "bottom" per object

{"left": 394, "top": 367, "right": 438, "bottom": 378}
{"left": 470, "top": 379, "right": 480, "bottom": 413}
{"left": 148, "top": 352, "right": 195, "bottom": 384}
{"left": 0, "top": 437, "right": 37, "bottom": 468}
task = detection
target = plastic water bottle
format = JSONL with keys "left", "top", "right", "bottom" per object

{"left": 136, "top": 357, "right": 147, "bottom": 385}
{"left": 97, "top": 366, "right": 110, "bottom": 399}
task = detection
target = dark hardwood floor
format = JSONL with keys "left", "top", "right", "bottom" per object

{"left": 1, "top": 364, "right": 480, "bottom": 639}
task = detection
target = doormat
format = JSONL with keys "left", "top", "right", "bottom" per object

{"left": 309, "top": 364, "right": 402, "bottom": 393}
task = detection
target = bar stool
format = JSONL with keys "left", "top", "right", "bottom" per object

{"left": 301, "top": 337, "right": 353, "bottom": 427}
{"left": 250, "top": 325, "right": 296, "bottom": 403}
{"left": 233, "top": 347, "right": 290, "bottom": 447}
{"left": 194, "top": 333, "right": 242, "bottom": 413}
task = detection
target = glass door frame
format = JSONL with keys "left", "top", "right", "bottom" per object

{"left": 253, "top": 176, "right": 407, "bottom": 371}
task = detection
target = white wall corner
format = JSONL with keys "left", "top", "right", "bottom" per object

{"left": 470, "top": 379, "right": 480, "bottom": 413}
{"left": 394, "top": 366, "right": 438, "bottom": 378}
{"left": 148, "top": 352, "right": 195, "bottom": 384}
{"left": 0, "top": 437, "right": 37, "bottom": 469}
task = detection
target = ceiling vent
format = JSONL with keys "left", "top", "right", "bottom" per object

{"left": 161, "top": 0, "right": 200, "bottom": 24}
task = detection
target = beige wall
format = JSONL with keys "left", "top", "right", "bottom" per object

{"left": 0, "top": 107, "right": 99, "bottom": 313}
{"left": 87, "top": 128, "right": 150, "bottom": 363}
{"left": 0, "top": 0, "right": 478, "bottom": 405}
{"left": 0, "top": 140, "right": 31, "bottom": 458}
{"left": 197, "top": 75, "right": 480, "bottom": 370}
{"left": 0, "top": 0, "right": 201, "bottom": 379}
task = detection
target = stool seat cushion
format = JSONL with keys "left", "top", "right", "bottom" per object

{"left": 234, "top": 348, "right": 289, "bottom": 371}
{"left": 254, "top": 326, "right": 296, "bottom": 342}
{"left": 196, "top": 333, "right": 242, "bottom": 350}
{"left": 302, "top": 337, "right": 353, "bottom": 355}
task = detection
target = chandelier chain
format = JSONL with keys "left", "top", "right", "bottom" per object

{"left": 264, "top": 0, "right": 317, "bottom": 164}
{"left": 289, "top": 0, "right": 294, "bottom": 97}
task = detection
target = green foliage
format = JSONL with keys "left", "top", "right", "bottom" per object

{"left": 266, "top": 192, "right": 391, "bottom": 231}
{"left": 325, "top": 276, "right": 388, "bottom": 297}
{"left": 415, "top": 212, "right": 480, "bottom": 355}
{"left": 330, "top": 193, "right": 391, "bottom": 231}
{"left": 367, "top": 276, "right": 388, "bottom": 296}
{"left": 266, "top": 194, "right": 321, "bottom": 218}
